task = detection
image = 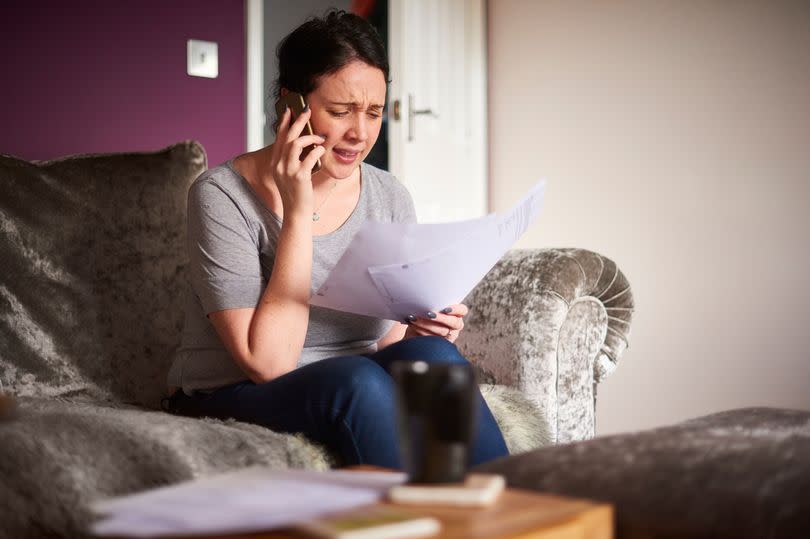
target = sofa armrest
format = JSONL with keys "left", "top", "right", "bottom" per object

{"left": 456, "top": 248, "right": 634, "bottom": 444}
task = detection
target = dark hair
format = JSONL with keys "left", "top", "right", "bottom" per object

{"left": 270, "top": 9, "right": 389, "bottom": 131}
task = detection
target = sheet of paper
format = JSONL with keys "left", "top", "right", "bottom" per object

{"left": 310, "top": 214, "right": 499, "bottom": 322}
{"left": 90, "top": 467, "right": 407, "bottom": 537}
{"left": 353, "top": 213, "right": 499, "bottom": 263}
{"left": 310, "top": 180, "right": 545, "bottom": 321}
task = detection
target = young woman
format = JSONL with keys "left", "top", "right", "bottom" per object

{"left": 165, "top": 10, "right": 508, "bottom": 468}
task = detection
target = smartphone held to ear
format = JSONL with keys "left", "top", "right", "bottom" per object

{"left": 275, "top": 92, "right": 322, "bottom": 173}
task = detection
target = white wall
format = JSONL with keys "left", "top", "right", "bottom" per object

{"left": 488, "top": 0, "right": 810, "bottom": 434}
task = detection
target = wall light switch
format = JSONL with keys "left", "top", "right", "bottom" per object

{"left": 187, "top": 39, "right": 218, "bottom": 78}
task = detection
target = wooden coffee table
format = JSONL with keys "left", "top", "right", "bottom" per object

{"left": 107, "top": 467, "right": 612, "bottom": 539}
{"left": 160, "top": 487, "right": 612, "bottom": 539}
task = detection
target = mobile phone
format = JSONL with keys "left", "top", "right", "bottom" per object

{"left": 274, "top": 91, "right": 321, "bottom": 173}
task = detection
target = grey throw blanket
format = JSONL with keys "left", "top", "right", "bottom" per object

{"left": 0, "top": 384, "right": 548, "bottom": 539}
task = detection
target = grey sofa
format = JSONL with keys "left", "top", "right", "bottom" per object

{"left": 0, "top": 141, "right": 634, "bottom": 538}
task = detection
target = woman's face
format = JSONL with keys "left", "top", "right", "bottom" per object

{"left": 304, "top": 60, "right": 387, "bottom": 180}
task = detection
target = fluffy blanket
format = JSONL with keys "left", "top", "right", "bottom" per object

{"left": 0, "top": 384, "right": 548, "bottom": 538}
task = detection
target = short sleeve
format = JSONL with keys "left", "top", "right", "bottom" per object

{"left": 391, "top": 179, "right": 417, "bottom": 224}
{"left": 187, "top": 179, "right": 264, "bottom": 314}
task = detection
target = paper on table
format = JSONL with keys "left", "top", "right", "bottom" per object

{"left": 310, "top": 180, "right": 546, "bottom": 321}
{"left": 90, "top": 467, "right": 407, "bottom": 537}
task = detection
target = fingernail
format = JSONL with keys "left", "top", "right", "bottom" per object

{"left": 406, "top": 314, "right": 417, "bottom": 322}
{"left": 319, "top": 133, "right": 328, "bottom": 140}
{"left": 440, "top": 307, "right": 453, "bottom": 314}
{"left": 426, "top": 311, "right": 437, "bottom": 319}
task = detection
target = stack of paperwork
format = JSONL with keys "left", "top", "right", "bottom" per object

{"left": 91, "top": 468, "right": 408, "bottom": 537}
{"left": 311, "top": 180, "right": 546, "bottom": 321}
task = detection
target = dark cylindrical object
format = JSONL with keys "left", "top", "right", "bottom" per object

{"left": 391, "top": 360, "right": 478, "bottom": 484}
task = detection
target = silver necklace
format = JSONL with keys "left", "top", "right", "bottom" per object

{"left": 312, "top": 181, "right": 339, "bottom": 222}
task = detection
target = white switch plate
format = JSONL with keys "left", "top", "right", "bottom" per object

{"left": 187, "top": 39, "right": 218, "bottom": 78}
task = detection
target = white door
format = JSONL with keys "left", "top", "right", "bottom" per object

{"left": 388, "top": 0, "right": 488, "bottom": 223}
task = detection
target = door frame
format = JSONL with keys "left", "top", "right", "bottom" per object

{"left": 246, "top": 0, "right": 264, "bottom": 152}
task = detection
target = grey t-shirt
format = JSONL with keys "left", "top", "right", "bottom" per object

{"left": 167, "top": 160, "right": 416, "bottom": 395}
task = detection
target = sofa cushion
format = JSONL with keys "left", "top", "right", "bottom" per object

{"left": 0, "top": 142, "right": 207, "bottom": 407}
{"left": 475, "top": 407, "right": 810, "bottom": 538}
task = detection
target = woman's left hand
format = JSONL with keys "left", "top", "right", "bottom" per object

{"left": 404, "top": 304, "right": 468, "bottom": 343}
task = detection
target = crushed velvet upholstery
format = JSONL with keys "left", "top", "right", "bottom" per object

{"left": 458, "top": 248, "right": 634, "bottom": 442}
{"left": 0, "top": 141, "right": 207, "bottom": 408}
{"left": 0, "top": 142, "right": 633, "bottom": 538}
{"left": 475, "top": 407, "right": 810, "bottom": 539}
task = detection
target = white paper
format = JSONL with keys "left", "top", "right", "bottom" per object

{"left": 90, "top": 467, "right": 407, "bottom": 537}
{"left": 310, "top": 180, "right": 546, "bottom": 321}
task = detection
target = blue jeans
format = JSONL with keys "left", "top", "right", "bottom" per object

{"left": 168, "top": 336, "right": 509, "bottom": 469}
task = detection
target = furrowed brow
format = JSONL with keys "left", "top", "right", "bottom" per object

{"left": 328, "top": 101, "right": 385, "bottom": 110}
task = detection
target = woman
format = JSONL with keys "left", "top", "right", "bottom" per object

{"left": 165, "top": 10, "right": 508, "bottom": 468}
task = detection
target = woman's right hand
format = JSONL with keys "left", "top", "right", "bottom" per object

{"left": 267, "top": 106, "right": 326, "bottom": 218}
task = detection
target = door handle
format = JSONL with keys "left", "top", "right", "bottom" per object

{"left": 407, "top": 93, "right": 438, "bottom": 141}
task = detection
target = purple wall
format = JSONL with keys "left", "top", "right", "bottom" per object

{"left": 0, "top": 0, "right": 245, "bottom": 167}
